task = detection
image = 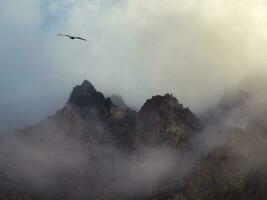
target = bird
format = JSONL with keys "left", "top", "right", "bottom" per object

{"left": 58, "top": 34, "right": 87, "bottom": 41}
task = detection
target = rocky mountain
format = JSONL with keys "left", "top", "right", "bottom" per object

{"left": 1, "top": 80, "right": 267, "bottom": 200}
{"left": 188, "top": 92, "right": 267, "bottom": 200}
{"left": 67, "top": 80, "right": 114, "bottom": 119}
{"left": 0, "top": 80, "right": 201, "bottom": 200}
{"left": 137, "top": 94, "right": 202, "bottom": 147}
{"left": 154, "top": 87, "right": 267, "bottom": 200}
{"left": 182, "top": 128, "right": 267, "bottom": 200}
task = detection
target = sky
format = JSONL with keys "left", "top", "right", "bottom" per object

{"left": 1, "top": 0, "right": 267, "bottom": 131}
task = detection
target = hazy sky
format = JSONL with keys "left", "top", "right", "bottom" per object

{"left": 1, "top": 0, "right": 267, "bottom": 131}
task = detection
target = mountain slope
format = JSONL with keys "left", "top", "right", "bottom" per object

{"left": 156, "top": 87, "right": 267, "bottom": 200}
{"left": 1, "top": 80, "right": 267, "bottom": 200}
{"left": 0, "top": 80, "right": 201, "bottom": 200}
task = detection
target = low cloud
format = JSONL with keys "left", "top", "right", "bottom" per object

{"left": 1, "top": 0, "right": 267, "bottom": 132}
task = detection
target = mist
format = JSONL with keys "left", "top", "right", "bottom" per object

{"left": 0, "top": 116, "right": 194, "bottom": 199}
{"left": 1, "top": 71, "right": 267, "bottom": 199}
{"left": 1, "top": 0, "right": 267, "bottom": 131}
{"left": 2, "top": 1, "right": 267, "bottom": 199}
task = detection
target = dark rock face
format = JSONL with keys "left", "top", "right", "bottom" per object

{"left": 68, "top": 80, "right": 114, "bottom": 119}
{"left": 137, "top": 94, "right": 202, "bottom": 147}
{"left": 159, "top": 90, "right": 267, "bottom": 200}
{"left": 182, "top": 127, "right": 267, "bottom": 200}
{"left": 0, "top": 80, "right": 202, "bottom": 200}
{"left": 139, "top": 94, "right": 201, "bottom": 131}
{"left": 61, "top": 81, "right": 201, "bottom": 149}
{"left": 2, "top": 80, "right": 267, "bottom": 200}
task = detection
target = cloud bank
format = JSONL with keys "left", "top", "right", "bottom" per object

{"left": 1, "top": 0, "right": 267, "bottom": 131}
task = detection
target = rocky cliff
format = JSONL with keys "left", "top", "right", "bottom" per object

{"left": 0, "top": 80, "right": 201, "bottom": 200}
{"left": 1, "top": 80, "right": 267, "bottom": 200}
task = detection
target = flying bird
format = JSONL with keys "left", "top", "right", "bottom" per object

{"left": 58, "top": 34, "right": 87, "bottom": 41}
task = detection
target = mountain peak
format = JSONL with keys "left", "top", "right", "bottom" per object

{"left": 140, "top": 93, "right": 183, "bottom": 113}
{"left": 79, "top": 80, "right": 97, "bottom": 95}
{"left": 68, "top": 80, "right": 98, "bottom": 106}
{"left": 67, "top": 80, "right": 113, "bottom": 119}
{"left": 139, "top": 94, "right": 201, "bottom": 138}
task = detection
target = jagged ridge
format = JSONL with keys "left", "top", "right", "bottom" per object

{"left": 0, "top": 80, "right": 203, "bottom": 200}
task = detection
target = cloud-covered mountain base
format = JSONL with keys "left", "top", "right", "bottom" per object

{"left": 1, "top": 77, "right": 267, "bottom": 200}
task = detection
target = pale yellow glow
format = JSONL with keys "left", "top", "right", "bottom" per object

{"left": 54, "top": 0, "right": 267, "bottom": 111}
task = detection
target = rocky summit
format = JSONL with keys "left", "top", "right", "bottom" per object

{"left": 56, "top": 80, "right": 201, "bottom": 148}
{"left": 0, "top": 80, "right": 201, "bottom": 200}
{"left": 0, "top": 80, "right": 267, "bottom": 200}
{"left": 137, "top": 94, "right": 202, "bottom": 147}
{"left": 67, "top": 80, "right": 114, "bottom": 119}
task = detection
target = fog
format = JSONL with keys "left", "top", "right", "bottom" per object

{"left": 0, "top": 118, "right": 193, "bottom": 199}
{"left": 1, "top": 71, "right": 267, "bottom": 199}
{"left": 1, "top": 1, "right": 267, "bottom": 199}
{"left": 1, "top": 0, "right": 267, "bottom": 131}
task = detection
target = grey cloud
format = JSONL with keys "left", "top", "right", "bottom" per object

{"left": 1, "top": 0, "right": 267, "bottom": 131}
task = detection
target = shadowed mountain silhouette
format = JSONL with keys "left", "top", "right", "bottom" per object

{"left": 0, "top": 80, "right": 266, "bottom": 200}
{"left": 0, "top": 80, "right": 203, "bottom": 200}
{"left": 67, "top": 80, "right": 114, "bottom": 119}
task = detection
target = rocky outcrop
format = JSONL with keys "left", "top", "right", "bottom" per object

{"left": 137, "top": 94, "right": 202, "bottom": 147}
{"left": 7, "top": 80, "right": 267, "bottom": 200}
{"left": 181, "top": 126, "right": 267, "bottom": 200}
{"left": 55, "top": 81, "right": 201, "bottom": 149}
{"left": 67, "top": 80, "right": 114, "bottom": 119}
{"left": 3, "top": 80, "right": 267, "bottom": 200}
{"left": 161, "top": 89, "right": 267, "bottom": 200}
{"left": 0, "top": 80, "right": 203, "bottom": 200}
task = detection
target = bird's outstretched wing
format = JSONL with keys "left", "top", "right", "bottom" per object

{"left": 58, "top": 34, "right": 72, "bottom": 38}
{"left": 75, "top": 37, "right": 87, "bottom": 41}
{"left": 58, "top": 34, "right": 87, "bottom": 41}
